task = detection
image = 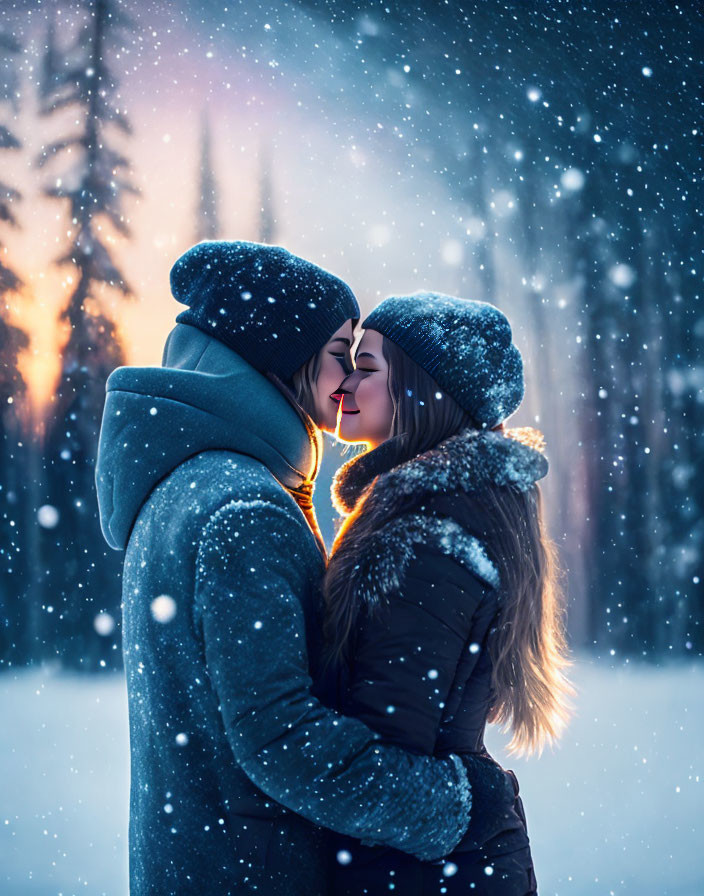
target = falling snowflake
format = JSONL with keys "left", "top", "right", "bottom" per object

{"left": 150, "top": 595, "right": 177, "bottom": 623}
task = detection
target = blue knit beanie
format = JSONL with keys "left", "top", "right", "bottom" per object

{"left": 171, "top": 241, "right": 360, "bottom": 381}
{"left": 363, "top": 292, "right": 524, "bottom": 428}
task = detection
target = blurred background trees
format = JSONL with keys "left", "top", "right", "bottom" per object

{"left": 0, "top": 27, "right": 31, "bottom": 665}
{"left": 0, "top": 0, "right": 700, "bottom": 670}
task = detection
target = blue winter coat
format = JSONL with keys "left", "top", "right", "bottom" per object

{"left": 95, "top": 324, "right": 472, "bottom": 896}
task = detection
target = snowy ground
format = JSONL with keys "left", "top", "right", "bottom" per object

{"left": 1, "top": 657, "right": 702, "bottom": 896}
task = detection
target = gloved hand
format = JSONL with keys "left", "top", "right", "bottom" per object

{"left": 453, "top": 751, "right": 523, "bottom": 851}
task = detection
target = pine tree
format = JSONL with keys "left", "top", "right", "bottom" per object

{"left": 0, "top": 27, "right": 31, "bottom": 668}
{"left": 37, "top": 0, "right": 138, "bottom": 671}
{"left": 195, "top": 112, "right": 220, "bottom": 242}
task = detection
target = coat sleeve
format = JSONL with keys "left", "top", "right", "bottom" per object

{"left": 342, "top": 547, "right": 490, "bottom": 756}
{"left": 193, "top": 498, "right": 471, "bottom": 861}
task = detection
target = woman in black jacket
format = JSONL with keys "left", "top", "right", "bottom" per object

{"left": 317, "top": 293, "right": 574, "bottom": 895}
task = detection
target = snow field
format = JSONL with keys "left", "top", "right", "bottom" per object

{"left": 0, "top": 657, "right": 701, "bottom": 895}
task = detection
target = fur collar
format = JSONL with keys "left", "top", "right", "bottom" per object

{"left": 332, "top": 426, "right": 549, "bottom": 517}
{"left": 348, "top": 513, "right": 500, "bottom": 608}
{"left": 326, "top": 427, "right": 547, "bottom": 610}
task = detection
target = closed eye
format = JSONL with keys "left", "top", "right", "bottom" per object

{"left": 329, "top": 352, "right": 353, "bottom": 374}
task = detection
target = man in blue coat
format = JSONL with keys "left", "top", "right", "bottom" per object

{"left": 96, "top": 242, "right": 499, "bottom": 895}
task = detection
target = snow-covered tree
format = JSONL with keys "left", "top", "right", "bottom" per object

{"left": 37, "top": 0, "right": 138, "bottom": 671}
{"left": 195, "top": 111, "right": 220, "bottom": 242}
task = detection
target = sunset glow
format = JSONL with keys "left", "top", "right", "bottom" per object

{"left": 5, "top": 2, "right": 481, "bottom": 420}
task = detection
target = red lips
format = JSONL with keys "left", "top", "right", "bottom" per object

{"left": 330, "top": 391, "right": 360, "bottom": 414}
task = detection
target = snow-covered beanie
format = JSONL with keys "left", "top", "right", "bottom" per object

{"left": 363, "top": 292, "right": 524, "bottom": 428}
{"left": 171, "top": 240, "right": 360, "bottom": 382}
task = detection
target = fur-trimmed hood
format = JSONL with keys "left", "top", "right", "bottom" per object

{"left": 326, "top": 427, "right": 549, "bottom": 612}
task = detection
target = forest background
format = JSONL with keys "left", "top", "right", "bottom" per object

{"left": 0, "top": 1, "right": 702, "bottom": 893}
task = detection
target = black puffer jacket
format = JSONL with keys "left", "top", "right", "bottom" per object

{"left": 316, "top": 427, "right": 548, "bottom": 892}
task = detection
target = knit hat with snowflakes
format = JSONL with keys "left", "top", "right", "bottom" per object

{"left": 363, "top": 292, "right": 523, "bottom": 428}
{"left": 171, "top": 240, "right": 359, "bottom": 382}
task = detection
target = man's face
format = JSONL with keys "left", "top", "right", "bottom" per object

{"left": 310, "top": 321, "right": 355, "bottom": 434}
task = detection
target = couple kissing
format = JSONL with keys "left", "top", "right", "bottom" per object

{"left": 96, "top": 240, "right": 572, "bottom": 895}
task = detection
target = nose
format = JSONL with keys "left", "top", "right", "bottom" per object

{"left": 339, "top": 369, "right": 366, "bottom": 391}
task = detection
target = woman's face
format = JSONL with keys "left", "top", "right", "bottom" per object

{"left": 309, "top": 320, "right": 355, "bottom": 434}
{"left": 336, "top": 329, "right": 395, "bottom": 447}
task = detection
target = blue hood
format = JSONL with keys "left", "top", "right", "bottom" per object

{"left": 96, "top": 324, "right": 320, "bottom": 550}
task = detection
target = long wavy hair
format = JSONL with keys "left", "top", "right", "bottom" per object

{"left": 322, "top": 336, "right": 573, "bottom": 756}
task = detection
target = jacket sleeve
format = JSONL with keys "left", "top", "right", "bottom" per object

{"left": 193, "top": 498, "right": 471, "bottom": 861}
{"left": 343, "top": 547, "right": 490, "bottom": 756}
